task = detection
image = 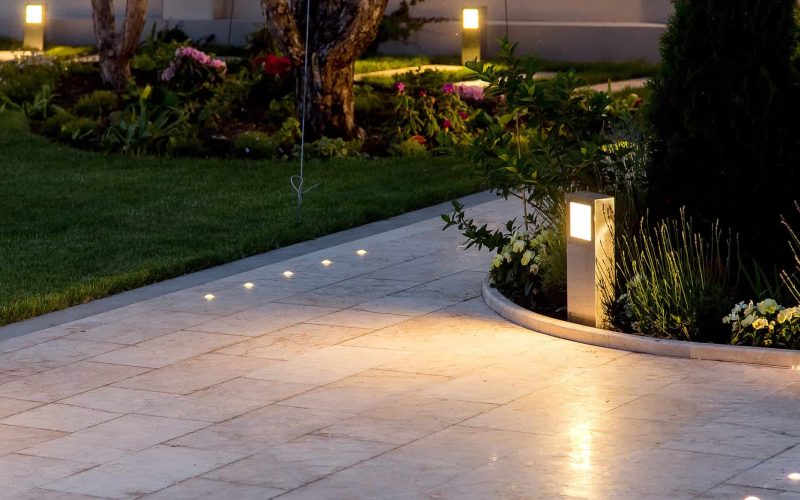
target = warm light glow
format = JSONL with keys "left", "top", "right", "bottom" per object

{"left": 204, "top": 294, "right": 215, "bottom": 301}
{"left": 744, "top": 497, "right": 761, "bottom": 500}
{"left": 243, "top": 282, "right": 254, "bottom": 289}
{"left": 788, "top": 473, "right": 800, "bottom": 481}
{"left": 356, "top": 249, "right": 367, "bottom": 256}
{"left": 462, "top": 8, "right": 479, "bottom": 30}
{"left": 25, "top": 4, "right": 43, "bottom": 24}
{"left": 569, "top": 202, "right": 592, "bottom": 241}
{"left": 321, "top": 259, "right": 332, "bottom": 266}
{"left": 282, "top": 270, "right": 294, "bottom": 278}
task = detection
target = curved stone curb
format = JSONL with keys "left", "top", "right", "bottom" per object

{"left": 482, "top": 278, "right": 800, "bottom": 368}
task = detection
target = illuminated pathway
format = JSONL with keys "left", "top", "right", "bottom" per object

{"left": 0, "top": 197, "right": 797, "bottom": 499}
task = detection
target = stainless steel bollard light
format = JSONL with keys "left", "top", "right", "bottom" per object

{"left": 24, "top": 2, "right": 45, "bottom": 51}
{"left": 461, "top": 7, "right": 486, "bottom": 64}
{"left": 566, "top": 192, "right": 615, "bottom": 328}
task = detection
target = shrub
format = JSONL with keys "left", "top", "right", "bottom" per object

{"left": 160, "top": 47, "right": 226, "bottom": 90}
{"left": 389, "top": 136, "right": 427, "bottom": 157}
{"left": 41, "top": 111, "right": 77, "bottom": 137}
{"left": 74, "top": 90, "right": 118, "bottom": 118}
{"left": 59, "top": 116, "right": 97, "bottom": 143}
{"left": 648, "top": 0, "right": 799, "bottom": 263}
{"left": 0, "top": 56, "right": 60, "bottom": 105}
{"left": 303, "top": 137, "right": 363, "bottom": 159}
{"left": 233, "top": 130, "right": 278, "bottom": 159}
{"left": 612, "top": 214, "right": 736, "bottom": 343}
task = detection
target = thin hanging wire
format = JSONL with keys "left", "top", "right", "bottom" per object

{"left": 504, "top": 0, "right": 509, "bottom": 36}
{"left": 290, "top": 0, "right": 318, "bottom": 224}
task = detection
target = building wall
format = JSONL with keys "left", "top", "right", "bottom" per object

{"left": 0, "top": 0, "right": 673, "bottom": 61}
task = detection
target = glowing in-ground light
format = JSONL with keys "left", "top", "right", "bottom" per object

{"left": 321, "top": 259, "right": 332, "bottom": 266}
{"left": 204, "top": 294, "right": 215, "bottom": 300}
{"left": 356, "top": 249, "right": 367, "bottom": 256}
{"left": 282, "top": 271, "right": 294, "bottom": 278}
{"left": 243, "top": 282, "right": 254, "bottom": 289}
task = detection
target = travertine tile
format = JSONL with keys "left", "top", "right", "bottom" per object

{"left": 353, "top": 295, "right": 457, "bottom": 316}
{"left": 307, "top": 309, "right": 410, "bottom": 329}
{"left": 189, "top": 303, "right": 338, "bottom": 337}
{"left": 0, "top": 423, "right": 64, "bottom": 455}
{"left": 216, "top": 323, "right": 372, "bottom": 360}
{"left": 246, "top": 345, "right": 410, "bottom": 385}
{"left": 143, "top": 478, "right": 283, "bottom": 499}
{"left": 112, "top": 353, "right": 277, "bottom": 394}
{"left": 60, "top": 386, "right": 180, "bottom": 413}
{"left": 0, "top": 454, "right": 91, "bottom": 498}
{"left": 2, "top": 403, "right": 119, "bottom": 432}
{"left": 66, "top": 311, "right": 221, "bottom": 345}
{"left": 0, "top": 397, "right": 41, "bottom": 418}
{"left": 204, "top": 435, "right": 392, "bottom": 490}
{"left": 0, "top": 362, "right": 146, "bottom": 402}
{"left": 137, "top": 377, "right": 312, "bottom": 422}
{"left": 21, "top": 414, "right": 208, "bottom": 465}
{"left": 42, "top": 445, "right": 241, "bottom": 498}
{"left": 90, "top": 331, "right": 246, "bottom": 368}
{"left": 168, "top": 404, "right": 347, "bottom": 455}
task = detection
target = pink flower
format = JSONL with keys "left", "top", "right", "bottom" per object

{"left": 454, "top": 84, "right": 484, "bottom": 101}
{"left": 418, "top": 89, "right": 427, "bottom": 97}
{"left": 458, "top": 111, "right": 469, "bottom": 120}
{"left": 393, "top": 81, "right": 405, "bottom": 94}
{"left": 442, "top": 118, "right": 451, "bottom": 130}
{"left": 442, "top": 83, "right": 455, "bottom": 94}
{"left": 160, "top": 62, "right": 177, "bottom": 82}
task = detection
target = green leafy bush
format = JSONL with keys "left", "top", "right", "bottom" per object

{"left": 648, "top": 0, "right": 799, "bottom": 262}
{"left": 0, "top": 56, "right": 60, "bottom": 104}
{"left": 389, "top": 136, "right": 427, "bottom": 157}
{"left": 59, "top": 116, "right": 96, "bottom": 143}
{"left": 233, "top": 130, "right": 278, "bottom": 159}
{"left": 74, "top": 90, "right": 118, "bottom": 118}
{"left": 303, "top": 137, "right": 363, "bottom": 159}
{"left": 613, "top": 214, "right": 735, "bottom": 343}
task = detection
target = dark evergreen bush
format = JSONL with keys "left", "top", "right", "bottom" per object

{"left": 648, "top": 0, "right": 800, "bottom": 263}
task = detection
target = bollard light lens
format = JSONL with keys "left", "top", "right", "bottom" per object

{"left": 26, "top": 4, "right": 43, "bottom": 24}
{"left": 463, "top": 8, "right": 479, "bottom": 30}
{"left": 569, "top": 202, "right": 592, "bottom": 241}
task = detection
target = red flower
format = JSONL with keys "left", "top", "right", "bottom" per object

{"left": 409, "top": 135, "right": 426, "bottom": 144}
{"left": 458, "top": 111, "right": 468, "bottom": 120}
{"left": 254, "top": 54, "right": 292, "bottom": 77}
{"left": 442, "top": 118, "right": 451, "bottom": 130}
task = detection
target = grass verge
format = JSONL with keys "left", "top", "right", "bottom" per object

{"left": 0, "top": 112, "right": 480, "bottom": 326}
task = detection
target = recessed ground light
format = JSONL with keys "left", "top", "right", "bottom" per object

{"left": 204, "top": 294, "right": 215, "bottom": 300}
{"left": 744, "top": 496, "right": 761, "bottom": 500}
{"left": 788, "top": 473, "right": 800, "bottom": 481}
{"left": 283, "top": 271, "right": 294, "bottom": 278}
{"left": 243, "top": 282, "right": 254, "bottom": 289}
{"left": 321, "top": 259, "right": 332, "bottom": 266}
{"left": 356, "top": 249, "right": 367, "bottom": 256}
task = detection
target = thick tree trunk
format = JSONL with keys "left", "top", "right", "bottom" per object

{"left": 261, "top": 0, "right": 387, "bottom": 138}
{"left": 91, "top": 0, "right": 149, "bottom": 89}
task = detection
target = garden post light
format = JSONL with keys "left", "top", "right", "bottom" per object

{"left": 566, "top": 192, "right": 615, "bottom": 328}
{"left": 24, "top": 2, "right": 44, "bottom": 51}
{"left": 461, "top": 6, "right": 487, "bottom": 64}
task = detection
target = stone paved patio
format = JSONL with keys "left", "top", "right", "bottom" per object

{"left": 0, "top": 198, "right": 799, "bottom": 499}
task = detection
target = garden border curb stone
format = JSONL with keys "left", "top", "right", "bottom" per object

{"left": 482, "top": 278, "right": 800, "bottom": 368}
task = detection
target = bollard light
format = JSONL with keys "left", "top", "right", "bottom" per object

{"left": 24, "top": 2, "right": 45, "bottom": 51}
{"left": 566, "top": 192, "right": 615, "bottom": 328}
{"left": 461, "top": 7, "right": 486, "bottom": 65}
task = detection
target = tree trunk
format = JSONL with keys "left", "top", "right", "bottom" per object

{"left": 91, "top": 0, "right": 149, "bottom": 89}
{"left": 261, "top": 0, "right": 387, "bottom": 138}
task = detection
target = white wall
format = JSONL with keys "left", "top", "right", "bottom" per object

{"left": 0, "top": 0, "right": 672, "bottom": 61}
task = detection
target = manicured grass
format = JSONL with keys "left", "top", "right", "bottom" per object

{"left": 356, "top": 55, "right": 659, "bottom": 86}
{"left": 0, "top": 112, "right": 481, "bottom": 326}
{"left": 355, "top": 56, "right": 432, "bottom": 74}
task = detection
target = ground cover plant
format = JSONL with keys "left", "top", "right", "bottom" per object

{"left": 0, "top": 110, "right": 480, "bottom": 325}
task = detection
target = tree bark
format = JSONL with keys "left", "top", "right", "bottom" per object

{"left": 261, "top": 0, "right": 388, "bottom": 138}
{"left": 91, "top": 0, "right": 149, "bottom": 89}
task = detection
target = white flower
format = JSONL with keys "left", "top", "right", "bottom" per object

{"left": 757, "top": 299, "right": 779, "bottom": 315}
{"left": 512, "top": 239, "right": 525, "bottom": 253}
{"left": 491, "top": 254, "right": 504, "bottom": 268}
{"left": 740, "top": 314, "right": 755, "bottom": 328}
{"left": 520, "top": 250, "right": 534, "bottom": 266}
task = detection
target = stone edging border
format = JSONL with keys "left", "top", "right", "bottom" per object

{"left": 482, "top": 278, "right": 800, "bottom": 368}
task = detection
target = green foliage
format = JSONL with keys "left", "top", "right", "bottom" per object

{"left": 59, "top": 116, "right": 97, "bottom": 143}
{"left": 198, "top": 70, "right": 253, "bottom": 131}
{"left": 613, "top": 214, "right": 736, "bottom": 343}
{"left": 648, "top": 0, "right": 799, "bottom": 262}
{"left": 74, "top": 90, "right": 118, "bottom": 118}
{"left": 2, "top": 84, "right": 62, "bottom": 120}
{"left": 101, "top": 86, "right": 188, "bottom": 156}
{"left": 44, "top": 46, "right": 94, "bottom": 59}
{"left": 389, "top": 137, "right": 428, "bottom": 157}
{"left": 724, "top": 299, "right": 800, "bottom": 349}
{"left": 0, "top": 56, "right": 61, "bottom": 104}
{"left": 302, "top": 137, "right": 363, "bottom": 159}
{"left": 355, "top": 56, "right": 431, "bottom": 74}
{"left": 234, "top": 117, "right": 301, "bottom": 159}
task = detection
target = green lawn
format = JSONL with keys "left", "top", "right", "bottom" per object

{"left": 0, "top": 112, "right": 480, "bottom": 326}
